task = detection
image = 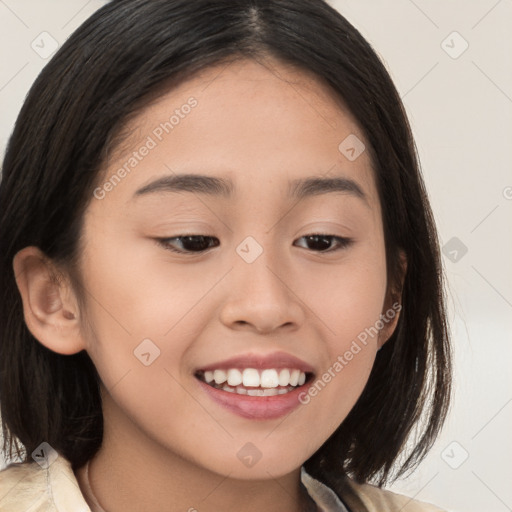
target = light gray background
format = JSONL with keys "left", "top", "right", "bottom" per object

{"left": 1, "top": 1, "right": 511, "bottom": 511}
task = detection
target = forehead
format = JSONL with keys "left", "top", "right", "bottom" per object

{"left": 116, "top": 56, "right": 362, "bottom": 143}
{"left": 97, "top": 57, "right": 377, "bottom": 207}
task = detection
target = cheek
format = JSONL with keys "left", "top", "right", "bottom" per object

{"left": 301, "top": 246, "right": 388, "bottom": 350}
{"left": 293, "top": 246, "right": 386, "bottom": 430}
{"left": 77, "top": 237, "right": 220, "bottom": 399}
{"left": 298, "top": 347, "right": 375, "bottom": 443}
{"left": 84, "top": 236, "right": 218, "bottom": 330}
{"left": 296, "top": 284, "right": 383, "bottom": 440}
{"left": 80, "top": 232, "right": 189, "bottom": 330}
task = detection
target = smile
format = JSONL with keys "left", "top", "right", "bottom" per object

{"left": 195, "top": 368, "right": 309, "bottom": 396}
{"left": 194, "top": 351, "right": 315, "bottom": 419}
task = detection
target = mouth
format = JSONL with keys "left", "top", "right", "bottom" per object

{"left": 194, "top": 367, "right": 314, "bottom": 396}
{"left": 193, "top": 352, "right": 316, "bottom": 420}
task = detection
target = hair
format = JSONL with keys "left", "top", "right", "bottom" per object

{"left": 0, "top": 0, "right": 451, "bottom": 504}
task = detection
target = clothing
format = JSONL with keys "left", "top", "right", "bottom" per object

{"left": 0, "top": 454, "right": 446, "bottom": 511}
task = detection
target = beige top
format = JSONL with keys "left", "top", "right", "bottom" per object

{"left": 0, "top": 455, "right": 446, "bottom": 512}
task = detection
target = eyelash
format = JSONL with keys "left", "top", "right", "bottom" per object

{"left": 156, "top": 234, "right": 354, "bottom": 254}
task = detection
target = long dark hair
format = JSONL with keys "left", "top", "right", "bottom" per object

{"left": 0, "top": 0, "right": 451, "bottom": 501}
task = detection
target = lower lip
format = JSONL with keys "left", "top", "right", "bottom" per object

{"left": 196, "top": 378, "right": 309, "bottom": 420}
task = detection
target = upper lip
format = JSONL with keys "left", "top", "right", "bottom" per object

{"left": 196, "top": 351, "right": 315, "bottom": 374}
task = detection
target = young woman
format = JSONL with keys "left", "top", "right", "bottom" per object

{"left": 0, "top": 1, "right": 451, "bottom": 510}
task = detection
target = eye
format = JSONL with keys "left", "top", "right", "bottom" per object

{"left": 157, "top": 235, "right": 220, "bottom": 254}
{"left": 294, "top": 234, "right": 353, "bottom": 252}
{"left": 156, "top": 233, "right": 353, "bottom": 255}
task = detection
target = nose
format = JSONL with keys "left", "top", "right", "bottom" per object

{"left": 219, "top": 247, "right": 305, "bottom": 335}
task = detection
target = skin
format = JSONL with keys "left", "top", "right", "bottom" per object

{"left": 13, "top": 57, "right": 404, "bottom": 511}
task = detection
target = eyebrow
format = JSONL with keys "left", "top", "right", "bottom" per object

{"left": 133, "top": 173, "right": 368, "bottom": 204}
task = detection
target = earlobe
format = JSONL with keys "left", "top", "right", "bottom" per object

{"left": 12, "top": 246, "right": 86, "bottom": 355}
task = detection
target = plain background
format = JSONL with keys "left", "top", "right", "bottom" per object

{"left": 0, "top": 1, "right": 511, "bottom": 511}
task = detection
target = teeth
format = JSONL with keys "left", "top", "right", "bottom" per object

{"left": 213, "top": 369, "right": 227, "bottom": 385}
{"left": 226, "top": 384, "right": 295, "bottom": 396}
{"left": 227, "top": 369, "right": 243, "bottom": 387}
{"left": 289, "top": 369, "right": 300, "bottom": 386}
{"left": 278, "top": 369, "right": 290, "bottom": 386}
{"left": 242, "top": 368, "right": 260, "bottom": 387}
{"left": 247, "top": 388, "right": 265, "bottom": 396}
{"left": 200, "top": 368, "right": 308, "bottom": 390}
{"left": 260, "top": 369, "right": 279, "bottom": 388}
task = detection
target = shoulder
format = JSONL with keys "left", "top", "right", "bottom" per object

{"left": 0, "top": 459, "right": 52, "bottom": 511}
{"left": 0, "top": 455, "right": 90, "bottom": 512}
{"left": 347, "top": 479, "right": 447, "bottom": 512}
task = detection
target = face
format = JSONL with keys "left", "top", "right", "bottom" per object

{"left": 77, "top": 57, "right": 394, "bottom": 479}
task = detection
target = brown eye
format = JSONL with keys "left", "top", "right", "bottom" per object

{"left": 157, "top": 235, "right": 220, "bottom": 254}
{"left": 294, "top": 234, "right": 353, "bottom": 252}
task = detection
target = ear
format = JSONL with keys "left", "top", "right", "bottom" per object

{"left": 12, "top": 246, "right": 86, "bottom": 355}
{"left": 377, "top": 250, "right": 407, "bottom": 350}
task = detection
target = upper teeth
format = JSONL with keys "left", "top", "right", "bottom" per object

{"left": 204, "top": 368, "right": 306, "bottom": 388}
